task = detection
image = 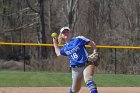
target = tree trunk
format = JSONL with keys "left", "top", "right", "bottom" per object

{"left": 39, "top": 0, "right": 47, "bottom": 58}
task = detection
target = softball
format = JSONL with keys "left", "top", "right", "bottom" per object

{"left": 51, "top": 32, "right": 58, "bottom": 38}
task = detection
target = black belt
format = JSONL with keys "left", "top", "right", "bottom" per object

{"left": 71, "top": 63, "right": 86, "bottom": 68}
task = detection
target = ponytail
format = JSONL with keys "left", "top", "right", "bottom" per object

{"left": 58, "top": 33, "right": 65, "bottom": 44}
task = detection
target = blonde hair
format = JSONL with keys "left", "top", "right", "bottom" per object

{"left": 58, "top": 33, "right": 65, "bottom": 44}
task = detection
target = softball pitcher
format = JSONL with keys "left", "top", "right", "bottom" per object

{"left": 52, "top": 27, "right": 98, "bottom": 93}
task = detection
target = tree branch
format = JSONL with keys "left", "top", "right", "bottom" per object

{"left": 4, "top": 22, "right": 38, "bottom": 32}
{"left": 26, "top": 0, "right": 39, "bottom": 13}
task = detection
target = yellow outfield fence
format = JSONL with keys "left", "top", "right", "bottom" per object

{"left": 0, "top": 42, "right": 140, "bottom": 49}
{"left": 0, "top": 42, "right": 139, "bottom": 74}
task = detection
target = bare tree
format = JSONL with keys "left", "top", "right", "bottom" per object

{"left": 26, "top": 0, "right": 47, "bottom": 58}
{"left": 61, "top": 0, "right": 79, "bottom": 30}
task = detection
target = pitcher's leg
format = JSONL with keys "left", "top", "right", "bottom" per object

{"left": 69, "top": 67, "right": 83, "bottom": 93}
{"left": 86, "top": 80, "right": 98, "bottom": 93}
{"left": 83, "top": 64, "right": 98, "bottom": 93}
{"left": 69, "top": 88, "right": 74, "bottom": 93}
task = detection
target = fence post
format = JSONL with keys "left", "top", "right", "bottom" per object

{"left": 114, "top": 48, "right": 117, "bottom": 74}
{"left": 23, "top": 46, "right": 26, "bottom": 72}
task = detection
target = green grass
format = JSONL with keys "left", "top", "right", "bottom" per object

{"left": 0, "top": 71, "right": 139, "bottom": 87}
{"left": 94, "top": 74, "right": 140, "bottom": 87}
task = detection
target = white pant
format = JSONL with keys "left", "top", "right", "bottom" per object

{"left": 71, "top": 64, "right": 95, "bottom": 93}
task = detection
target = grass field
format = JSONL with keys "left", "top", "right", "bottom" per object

{"left": 0, "top": 71, "right": 139, "bottom": 87}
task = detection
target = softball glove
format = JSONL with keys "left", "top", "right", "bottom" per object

{"left": 88, "top": 52, "right": 100, "bottom": 66}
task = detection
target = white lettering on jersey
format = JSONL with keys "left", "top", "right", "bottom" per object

{"left": 65, "top": 46, "right": 80, "bottom": 55}
{"left": 71, "top": 53, "right": 78, "bottom": 60}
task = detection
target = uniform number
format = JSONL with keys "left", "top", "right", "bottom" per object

{"left": 71, "top": 53, "right": 78, "bottom": 60}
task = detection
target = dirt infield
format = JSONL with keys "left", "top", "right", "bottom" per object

{"left": 0, "top": 87, "right": 139, "bottom": 93}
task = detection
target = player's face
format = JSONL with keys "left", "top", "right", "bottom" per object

{"left": 61, "top": 29, "right": 72, "bottom": 41}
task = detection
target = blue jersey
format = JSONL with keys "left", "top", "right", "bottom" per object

{"left": 60, "top": 36, "right": 90, "bottom": 67}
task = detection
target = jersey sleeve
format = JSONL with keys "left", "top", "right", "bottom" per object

{"left": 60, "top": 47, "right": 67, "bottom": 56}
{"left": 76, "top": 36, "right": 90, "bottom": 45}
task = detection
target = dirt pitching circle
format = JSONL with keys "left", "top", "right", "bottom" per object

{"left": 0, "top": 87, "right": 139, "bottom": 93}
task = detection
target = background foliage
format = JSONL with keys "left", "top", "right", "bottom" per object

{"left": 0, "top": 0, "right": 140, "bottom": 74}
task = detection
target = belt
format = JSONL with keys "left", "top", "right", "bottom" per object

{"left": 71, "top": 63, "right": 86, "bottom": 68}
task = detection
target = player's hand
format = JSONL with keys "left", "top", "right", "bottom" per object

{"left": 51, "top": 32, "right": 58, "bottom": 44}
{"left": 53, "top": 37, "right": 58, "bottom": 44}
